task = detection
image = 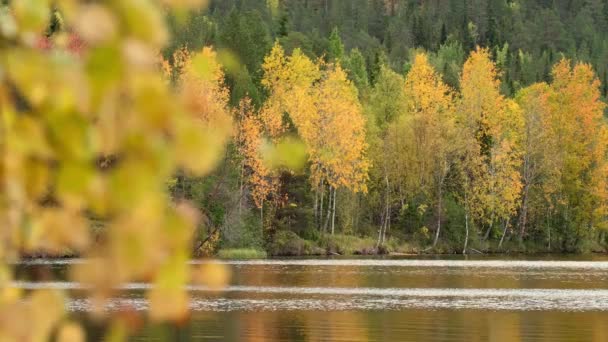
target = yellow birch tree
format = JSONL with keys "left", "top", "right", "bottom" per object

{"left": 545, "top": 60, "right": 608, "bottom": 245}
{"left": 458, "top": 47, "right": 523, "bottom": 251}
{"left": 398, "top": 53, "right": 458, "bottom": 247}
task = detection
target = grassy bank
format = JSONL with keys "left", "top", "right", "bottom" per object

{"left": 228, "top": 231, "right": 608, "bottom": 258}
{"left": 217, "top": 248, "right": 268, "bottom": 259}
{"left": 263, "top": 232, "right": 418, "bottom": 257}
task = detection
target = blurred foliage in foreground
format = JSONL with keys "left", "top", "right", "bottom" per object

{"left": 0, "top": 0, "right": 237, "bottom": 340}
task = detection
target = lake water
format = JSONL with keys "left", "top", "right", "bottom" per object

{"left": 13, "top": 256, "right": 608, "bottom": 341}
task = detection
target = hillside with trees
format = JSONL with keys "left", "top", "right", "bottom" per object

{"left": 156, "top": 0, "right": 608, "bottom": 254}
{"left": 6, "top": 0, "right": 608, "bottom": 259}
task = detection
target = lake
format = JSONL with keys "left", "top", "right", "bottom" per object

{"left": 13, "top": 256, "right": 608, "bottom": 341}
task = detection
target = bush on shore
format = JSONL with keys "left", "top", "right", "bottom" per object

{"left": 266, "top": 231, "right": 325, "bottom": 256}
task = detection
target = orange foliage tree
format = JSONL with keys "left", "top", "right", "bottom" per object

{"left": 544, "top": 60, "right": 608, "bottom": 241}
{"left": 313, "top": 64, "right": 369, "bottom": 234}
{"left": 515, "top": 83, "right": 554, "bottom": 242}
{"left": 387, "top": 53, "right": 458, "bottom": 247}
{"left": 235, "top": 97, "right": 280, "bottom": 218}
{"left": 457, "top": 47, "right": 523, "bottom": 252}
{"left": 261, "top": 42, "right": 369, "bottom": 234}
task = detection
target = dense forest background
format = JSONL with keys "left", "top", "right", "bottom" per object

{"left": 162, "top": 0, "right": 608, "bottom": 254}
{"left": 167, "top": 0, "right": 608, "bottom": 100}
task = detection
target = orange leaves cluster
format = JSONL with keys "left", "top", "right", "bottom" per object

{"left": 459, "top": 47, "right": 524, "bottom": 225}
{"left": 383, "top": 47, "right": 603, "bottom": 245}
{"left": 235, "top": 42, "right": 369, "bottom": 215}
{"left": 173, "top": 47, "right": 231, "bottom": 125}
{"left": 545, "top": 60, "right": 608, "bottom": 228}
{"left": 460, "top": 47, "right": 506, "bottom": 139}
{"left": 261, "top": 43, "right": 320, "bottom": 140}
{"left": 404, "top": 54, "right": 453, "bottom": 116}
{"left": 261, "top": 42, "right": 369, "bottom": 194}
{"left": 313, "top": 65, "right": 369, "bottom": 192}
{"left": 236, "top": 98, "right": 280, "bottom": 209}
{"left": 389, "top": 53, "right": 456, "bottom": 194}
{"left": 0, "top": 289, "right": 75, "bottom": 341}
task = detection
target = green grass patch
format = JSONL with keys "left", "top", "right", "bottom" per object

{"left": 217, "top": 248, "right": 267, "bottom": 259}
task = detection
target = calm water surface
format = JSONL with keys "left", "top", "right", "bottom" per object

{"left": 14, "top": 255, "right": 608, "bottom": 341}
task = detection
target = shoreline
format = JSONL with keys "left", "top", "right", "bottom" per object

{"left": 15, "top": 249, "right": 608, "bottom": 261}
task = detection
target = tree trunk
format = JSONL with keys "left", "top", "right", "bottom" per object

{"left": 498, "top": 219, "right": 509, "bottom": 249}
{"left": 377, "top": 205, "right": 387, "bottom": 248}
{"left": 483, "top": 221, "right": 493, "bottom": 241}
{"left": 380, "top": 175, "right": 390, "bottom": 244}
{"left": 260, "top": 201, "right": 264, "bottom": 232}
{"left": 548, "top": 225, "right": 551, "bottom": 251}
{"left": 547, "top": 209, "right": 552, "bottom": 251}
{"left": 355, "top": 193, "right": 360, "bottom": 231}
{"left": 323, "top": 185, "right": 332, "bottom": 234}
{"left": 331, "top": 188, "right": 337, "bottom": 235}
{"left": 463, "top": 192, "right": 469, "bottom": 254}
{"left": 376, "top": 218, "right": 384, "bottom": 249}
{"left": 518, "top": 184, "right": 530, "bottom": 244}
{"left": 383, "top": 176, "right": 390, "bottom": 243}
{"left": 433, "top": 184, "right": 443, "bottom": 247}
{"left": 381, "top": 202, "right": 388, "bottom": 245}
{"left": 239, "top": 162, "right": 244, "bottom": 217}
{"left": 319, "top": 180, "right": 325, "bottom": 230}
{"left": 313, "top": 187, "right": 318, "bottom": 226}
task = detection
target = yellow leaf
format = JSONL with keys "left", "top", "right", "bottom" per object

{"left": 57, "top": 322, "right": 85, "bottom": 342}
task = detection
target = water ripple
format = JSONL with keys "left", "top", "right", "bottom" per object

{"left": 10, "top": 282, "right": 608, "bottom": 311}
{"left": 66, "top": 295, "right": 608, "bottom": 312}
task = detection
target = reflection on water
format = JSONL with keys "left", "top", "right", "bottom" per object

{"left": 13, "top": 257, "right": 608, "bottom": 341}
{"left": 209, "top": 259, "right": 608, "bottom": 269}
{"left": 18, "top": 257, "right": 608, "bottom": 269}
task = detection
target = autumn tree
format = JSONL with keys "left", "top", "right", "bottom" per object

{"left": 514, "top": 83, "right": 554, "bottom": 243}
{"left": 544, "top": 59, "right": 608, "bottom": 249}
{"left": 388, "top": 53, "right": 458, "bottom": 247}
{"left": 235, "top": 97, "right": 280, "bottom": 225}
{"left": 260, "top": 42, "right": 320, "bottom": 141}
{"left": 313, "top": 64, "right": 369, "bottom": 234}
{"left": 457, "top": 47, "right": 523, "bottom": 252}
{"left": 259, "top": 42, "right": 319, "bottom": 227}
{"left": 367, "top": 65, "right": 406, "bottom": 245}
{"left": 261, "top": 42, "right": 368, "bottom": 234}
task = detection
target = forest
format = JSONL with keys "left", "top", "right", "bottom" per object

{"left": 4, "top": 0, "right": 608, "bottom": 260}
{"left": 161, "top": 0, "right": 608, "bottom": 255}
